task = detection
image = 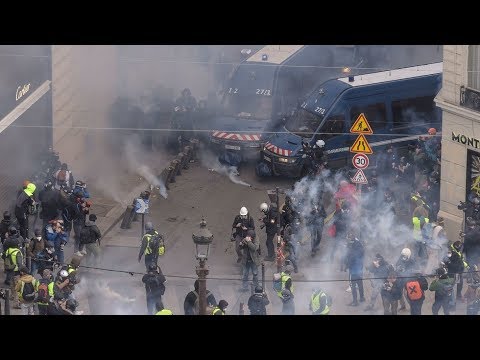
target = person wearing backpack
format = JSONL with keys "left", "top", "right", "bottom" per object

{"left": 15, "top": 266, "right": 38, "bottom": 315}
{"left": 247, "top": 285, "right": 269, "bottom": 315}
{"left": 36, "top": 268, "right": 55, "bottom": 315}
{"left": 404, "top": 273, "right": 429, "bottom": 315}
{"left": 183, "top": 280, "right": 217, "bottom": 315}
{"left": 79, "top": 214, "right": 102, "bottom": 265}
{"left": 54, "top": 163, "right": 74, "bottom": 191}
{"left": 138, "top": 222, "right": 165, "bottom": 271}
{"left": 36, "top": 242, "right": 57, "bottom": 277}
{"left": 429, "top": 267, "right": 455, "bottom": 315}
{"left": 142, "top": 263, "right": 167, "bottom": 315}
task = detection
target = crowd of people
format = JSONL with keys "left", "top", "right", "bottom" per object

{"left": 0, "top": 160, "right": 102, "bottom": 315}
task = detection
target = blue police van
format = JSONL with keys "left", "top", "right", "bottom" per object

{"left": 258, "top": 62, "right": 443, "bottom": 178}
{"left": 209, "top": 45, "right": 364, "bottom": 164}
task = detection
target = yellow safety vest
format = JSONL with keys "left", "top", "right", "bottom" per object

{"left": 450, "top": 245, "right": 469, "bottom": 269}
{"left": 5, "top": 248, "right": 21, "bottom": 271}
{"left": 276, "top": 272, "right": 294, "bottom": 298}
{"left": 155, "top": 309, "right": 173, "bottom": 315}
{"left": 412, "top": 216, "right": 429, "bottom": 241}
{"left": 144, "top": 231, "right": 161, "bottom": 255}
{"left": 310, "top": 290, "right": 330, "bottom": 315}
{"left": 67, "top": 265, "right": 76, "bottom": 274}
{"left": 212, "top": 307, "right": 225, "bottom": 315}
{"left": 18, "top": 278, "right": 38, "bottom": 301}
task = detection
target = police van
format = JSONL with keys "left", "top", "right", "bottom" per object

{"left": 209, "top": 45, "right": 362, "bottom": 162}
{"left": 259, "top": 62, "right": 443, "bottom": 178}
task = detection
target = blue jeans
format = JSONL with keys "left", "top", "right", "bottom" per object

{"left": 242, "top": 261, "right": 259, "bottom": 289}
{"left": 55, "top": 244, "right": 64, "bottom": 265}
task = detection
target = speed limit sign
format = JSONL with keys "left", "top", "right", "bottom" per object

{"left": 352, "top": 153, "right": 369, "bottom": 169}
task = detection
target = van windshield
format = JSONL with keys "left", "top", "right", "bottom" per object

{"left": 285, "top": 108, "right": 323, "bottom": 138}
{"left": 223, "top": 93, "right": 272, "bottom": 120}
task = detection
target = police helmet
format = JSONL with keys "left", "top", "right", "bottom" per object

{"left": 240, "top": 207, "right": 248, "bottom": 216}
{"left": 315, "top": 139, "right": 325, "bottom": 148}
{"left": 259, "top": 203, "right": 269, "bottom": 213}
{"left": 182, "top": 88, "right": 191, "bottom": 96}
{"left": 254, "top": 285, "right": 263, "bottom": 294}
{"left": 400, "top": 248, "right": 411, "bottom": 260}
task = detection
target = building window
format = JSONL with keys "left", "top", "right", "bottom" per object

{"left": 467, "top": 150, "right": 480, "bottom": 208}
{"left": 468, "top": 45, "right": 480, "bottom": 91}
{"left": 391, "top": 96, "right": 438, "bottom": 130}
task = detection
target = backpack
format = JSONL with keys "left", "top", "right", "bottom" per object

{"left": 193, "top": 290, "right": 215, "bottom": 315}
{"left": 80, "top": 226, "right": 92, "bottom": 244}
{"left": 36, "top": 280, "right": 50, "bottom": 303}
{"left": 56, "top": 170, "right": 67, "bottom": 183}
{"left": 405, "top": 280, "right": 423, "bottom": 301}
{"left": 22, "top": 281, "right": 36, "bottom": 303}
{"left": 4, "top": 249, "right": 20, "bottom": 270}
{"left": 273, "top": 273, "right": 282, "bottom": 292}
{"left": 438, "top": 282, "right": 454, "bottom": 298}
{"left": 146, "top": 275, "right": 165, "bottom": 295}
{"left": 148, "top": 234, "right": 165, "bottom": 256}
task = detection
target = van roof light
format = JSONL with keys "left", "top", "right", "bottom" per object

{"left": 262, "top": 54, "right": 268, "bottom": 61}
{"left": 348, "top": 76, "right": 355, "bottom": 82}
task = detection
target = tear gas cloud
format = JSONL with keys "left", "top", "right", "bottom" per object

{"left": 198, "top": 145, "right": 251, "bottom": 187}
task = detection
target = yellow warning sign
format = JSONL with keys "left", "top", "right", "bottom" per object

{"left": 350, "top": 134, "right": 373, "bottom": 154}
{"left": 350, "top": 113, "right": 373, "bottom": 134}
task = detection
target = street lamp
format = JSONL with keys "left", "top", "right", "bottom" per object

{"left": 192, "top": 217, "right": 213, "bottom": 315}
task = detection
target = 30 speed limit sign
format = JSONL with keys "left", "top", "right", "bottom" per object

{"left": 352, "top": 153, "right": 369, "bottom": 169}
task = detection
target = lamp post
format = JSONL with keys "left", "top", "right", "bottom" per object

{"left": 192, "top": 217, "right": 213, "bottom": 315}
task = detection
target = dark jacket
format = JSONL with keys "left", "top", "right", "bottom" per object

{"left": 248, "top": 293, "right": 270, "bottom": 315}
{"left": 366, "top": 258, "right": 394, "bottom": 287}
{"left": 3, "top": 234, "right": 23, "bottom": 252}
{"left": 142, "top": 271, "right": 166, "bottom": 297}
{"left": 262, "top": 207, "right": 279, "bottom": 236}
{"left": 36, "top": 249, "right": 56, "bottom": 275}
{"left": 15, "top": 191, "right": 34, "bottom": 218}
{"left": 381, "top": 279, "right": 403, "bottom": 301}
{"left": 27, "top": 237, "right": 47, "bottom": 258}
{"left": 138, "top": 229, "right": 162, "bottom": 260}
{"left": 232, "top": 214, "right": 255, "bottom": 239}
{"left": 464, "top": 227, "right": 480, "bottom": 265}
{"left": 0, "top": 218, "right": 18, "bottom": 243}
{"left": 395, "top": 257, "right": 417, "bottom": 279}
{"left": 80, "top": 220, "right": 101, "bottom": 245}
{"left": 183, "top": 289, "right": 217, "bottom": 315}
{"left": 333, "top": 208, "right": 350, "bottom": 236}
{"left": 38, "top": 188, "right": 62, "bottom": 220}
{"left": 344, "top": 239, "right": 365, "bottom": 276}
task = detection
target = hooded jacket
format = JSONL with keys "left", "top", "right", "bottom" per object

{"left": 16, "top": 274, "right": 38, "bottom": 302}
{"left": 0, "top": 218, "right": 18, "bottom": 243}
{"left": 81, "top": 220, "right": 101, "bottom": 244}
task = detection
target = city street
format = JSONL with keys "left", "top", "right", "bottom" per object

{"left": 82, "top": 160, "right": 469, "bottom": 315}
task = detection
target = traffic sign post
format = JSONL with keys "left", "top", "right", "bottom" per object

{"left": 349, "top": 113, "right": 374, "bottom": 236}
{"left": 352, "top": 153, "right": 369, "bottom": 170}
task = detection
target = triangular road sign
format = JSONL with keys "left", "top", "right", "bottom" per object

{"left": 351, "top": 169, "right": 368, "bottom": 184}
{"left": 350, "top": 113, "right": 373, "bottom": 134}
{"left": 350, "top": 134, "right": 373, "bottom": 154}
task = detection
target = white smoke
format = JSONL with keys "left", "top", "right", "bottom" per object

{"left": 124, "top": 137, "right": 168, "bottom": 199}
{"left": 199, "top": 146, "right": 251, "bottom": 187}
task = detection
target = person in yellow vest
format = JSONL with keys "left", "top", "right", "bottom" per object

{"left": 412, "top": 212, "right": 429, "bottom": 269}
{"left": 212, "top": 299, "right": 228, "bottom": 315}
{"left": 3, "top": 239, "right": 24, "bottom": 309}
{"left": 36, "top": 269, "right": 55, "bottom": 315}
{"left": 309, "top": 288, "right": 331, "bottom": 315}
{"left": 155, "top": 301, "right": 173, "bottom": 315}
{"left": 276, "top": 264, "right": 294, "bottom": 298}
{"left": 138, "top": 222, "right": 165, "bottom": 271}
{"left": 15, "top": 266, "right": 38, "bottom": 315}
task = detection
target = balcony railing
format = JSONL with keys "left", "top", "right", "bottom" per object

{"left": 460, "top": 85, "right": 480, "bottom": 112}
